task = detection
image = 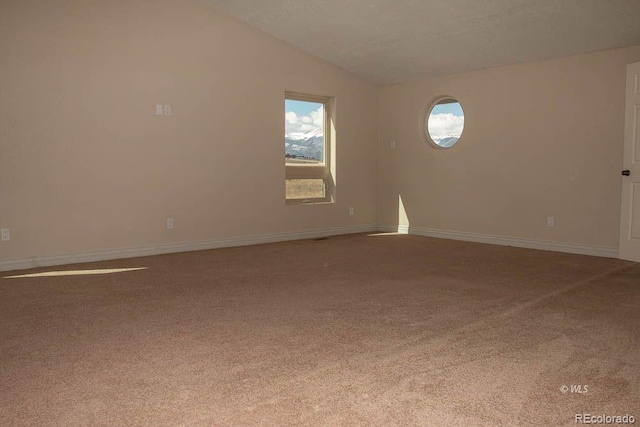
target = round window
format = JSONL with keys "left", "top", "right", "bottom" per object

{"left": 425, "top": 97, "right": 465, "bottom": 148}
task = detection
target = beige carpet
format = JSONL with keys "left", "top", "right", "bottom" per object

{"left": 1, "top": 233, "right": 639, "bottom": 426}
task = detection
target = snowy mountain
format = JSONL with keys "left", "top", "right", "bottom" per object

{"left": 285, "top": 130, "right": 324, "bottom": 161}
{"left": 432, "top": 135, "right": 460, "bottom": 147}
{"left": 287, "top": 128, "right": 323, "bottom": 141}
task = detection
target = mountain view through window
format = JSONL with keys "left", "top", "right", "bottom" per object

{"left": 285, "top": 99, "right": 324, "bottom": 164}
{"left": 427, "top": 99, "right": 464, "bottom": 148}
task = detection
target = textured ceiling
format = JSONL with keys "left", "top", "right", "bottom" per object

{"left": 205, "top": 0, "right": 640, "bottom": 84}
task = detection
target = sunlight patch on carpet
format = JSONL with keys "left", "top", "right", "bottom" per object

{"left": 4, "top": 267, "right": 148, "bottom": 279}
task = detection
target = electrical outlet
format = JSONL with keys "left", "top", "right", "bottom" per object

{"left": 547, "top": 216, "right": 555, "bottom": 227}
{"left": 390, "top": 140, "right": 396, "bottom": 149}
{"left": 349, "top": 207, "right": 354, "bottom": 216}
{"left": 167, "top": 218, "right": 174, "bottom": 230}
{"left": 163, "top": 104, "right": 172, "bottom": 116}
{"left": 1, "top": 228, "right": 9, "bottom": 241}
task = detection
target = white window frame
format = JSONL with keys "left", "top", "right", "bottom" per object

{"left": 285, "top": 91, "right": 335, "bottom": 205}
{"left": 421, "top": 95, "right": 465, "bottom": 149}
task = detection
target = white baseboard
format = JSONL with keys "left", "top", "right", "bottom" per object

{"left": 1, "top": 223, "right": 619, "bottom": 273}
{"left": 0, "top": 224, "right": 378, "bottom": 273}
{"left": 377, "top": 224, "right": 619, "bottom": 259}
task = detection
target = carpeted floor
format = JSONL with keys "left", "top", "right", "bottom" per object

{"left": 1, "top": 233, "right": 639, "bottom": 426}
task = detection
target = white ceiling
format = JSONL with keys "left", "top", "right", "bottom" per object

{"left": 205, "top": 0, "right": 640, "bottom": 84}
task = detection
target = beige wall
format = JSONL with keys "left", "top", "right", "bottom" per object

{"left": 0, "top": 0, "right": 379, "bottom": 261}
{"left": 378, "top": 45, "right": 640, "bottom": 249}
{"left": 2, "top": 0, "right": 638, "bottom": 264}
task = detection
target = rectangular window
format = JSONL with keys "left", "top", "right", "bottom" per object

{"left": 285, "top": 92, "right": 334, "bottom": 204}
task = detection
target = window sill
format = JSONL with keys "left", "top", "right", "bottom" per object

{"left": 285, "top": 199, "right": 334, "bottom": 206}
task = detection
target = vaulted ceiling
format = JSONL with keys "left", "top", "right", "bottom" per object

{"left": 205, "top": 0, "right": 640, "bottom": 84}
